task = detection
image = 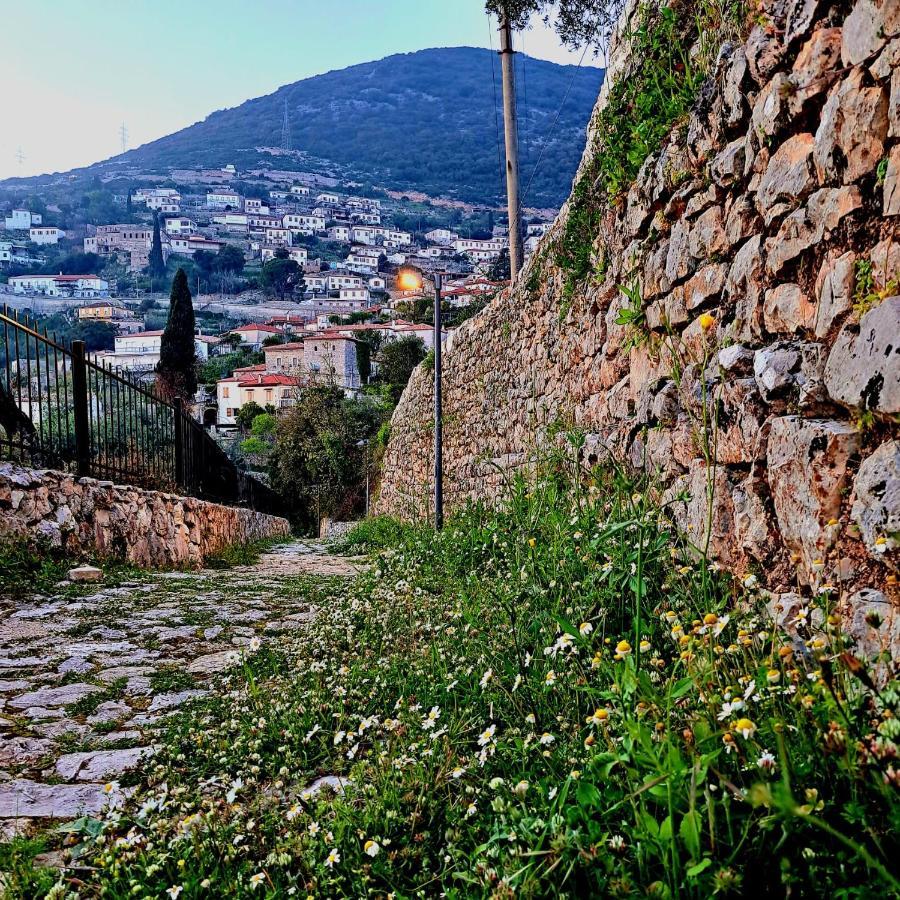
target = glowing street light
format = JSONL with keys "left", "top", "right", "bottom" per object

{"left": 397, "top": 266, "right": 444, "bottom": 530}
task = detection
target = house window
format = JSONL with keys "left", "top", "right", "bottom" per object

{"left": 222, "top": 387, "right": 230, "bottom": 398}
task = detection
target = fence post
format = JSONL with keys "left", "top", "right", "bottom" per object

{"left": 173, "top": 397, "right": 184, "bottom": 489}
{"left": 71, "top": 340, "right": 90, "bottom": 478}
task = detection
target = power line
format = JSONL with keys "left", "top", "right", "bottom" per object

{"left": 487, "top": 18, "right": 504, "bottom": 203}
{"left": 521, "top": 41, "right": 590, "bottom": 205}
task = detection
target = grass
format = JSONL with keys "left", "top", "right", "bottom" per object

{"left": 203, "top": 536, "right": 289, "bottom": 569}
{"left": 0, "top": 837, "right": 58, "bottom": 899}
{"left": 149, "top": 666, "right": 197, "bottom": 694}
{"left": 34, "top": 447, "right": 899, "bottom": 899}
{"left": 65, "top": 677, "right": 127, "bottom": 718}
{"left": 556, "top": 0, "right": 747, "bottom": 305}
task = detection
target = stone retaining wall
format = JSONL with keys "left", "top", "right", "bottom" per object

{"left": 377, "top": 0, "right": 899, "bottom": 617}
{"left": 0, "top": 463, "right": 291, "bottom": 569}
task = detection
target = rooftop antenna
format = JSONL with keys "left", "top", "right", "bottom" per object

{"left": 119, "top": 122, "right": 128, "bottom": 154}
{"left": 280, "top": 97, "right": 292, "bottom": 152}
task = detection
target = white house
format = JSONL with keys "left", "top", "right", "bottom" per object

{"left": 216, "top": 367, "right": 297, "bottom": 427}
{"left": 96, "top": 330, "right": 217, "bottom": 373}
{"left": 338, "top": 286, "right": 370, "bottom": 304}
{"left": 327, "top": 225, "right": 351, "bottom": 242}
{"left": 4, "top": 209, "right": 41, "bottom": 230}
{"left": 212, "top": 212, "right": 249, "bottom": 230}
{"left": 206, "top": 190, "right": 242, "bottom": 209}
{"left": 315, "top": 191, "right": 339, "bottom": 205}
{"left": 223, "top": 323, "right": 282, "bottom": 350}
{"left": 261, "top": 246, "right": 307, "bottom": 264}
{"left": 8, "top": 274, "right": 108, "bottom": 297}
{"left": 283, "top": 213, "right": 326, "bottom": 235}
{"left": 168, "top": 235, "right": 225, "bottom": 256}
{"left": 425, "top": 228, "right": 458, "bottom": 246}
{"left": 264, "top": 226, "right": 292, "bottom": 246}
{"left": 164, "top": 217, "right": 197, "bottom": 236}
{"left": 29, "top": 226, "right": 62, "bottom": 245}
{"left": 244, "top": 198, "right": 269, "bottom": 213}
{"left": 368, "top": 275, "right": 386, "bottom": 290}
{"left": 290, "top": 185, "right": 310, "bottom": 197}
{"left": 452, "top": 237, "right": 506, "bottom": 254}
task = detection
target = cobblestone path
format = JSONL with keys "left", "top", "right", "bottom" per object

{"left": 0, "top": 540, "right": 357, "bottom": 841}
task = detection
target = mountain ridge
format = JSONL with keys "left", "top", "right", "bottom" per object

{"left": 2, "top": 47, "right": 604, "bottom": 208}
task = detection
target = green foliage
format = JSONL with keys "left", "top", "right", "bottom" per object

{"left": 0, "top": 535, "right": 68, "bottom": 598}
{"left": 269, "top": 386, "right": 388, "bottom": 531}
{"left": 335, "top": 515, "right": 413, "bottom": 553}
{"left": 66, "top": 677, "right": 127, "bottom": 717}
{"left": 197, "top": 349, "right": 255, "bottom": 385}
{"left": 375, "top": 335, "right": 427, "bottom": 402}
{"left": 615, "top": 277, "right": 649, "bottom": 350}
{"left": 557, "top": 1, "right": 743, "bottom": 297}
{"left": 148, "top": 213, "right": 166, "bottom": 278}
{"left": 235, "top": 401, "right": 266, "bottom": 432}
{"left": 853, "top": 256, "right": 898, "bottom": 318}
{"left": 156, "top": 268, "right": 197, "bottom": 401}
{"left": 202, "top": 536, "right": 287, "bottom": 569}
{"left": 251, "top": 413, "right": 277, "bottom": 437}
{"left": 0, "top": 836, "right": 60, "bottom": 898}
{"left": 72, "top": 454, "right": 900, "bottom": 898}
{"left": 260, "top": 257, "right": 303, "bottom": 300}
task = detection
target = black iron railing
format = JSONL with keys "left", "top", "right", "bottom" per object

{"left": 0, "top": 306, "right": 283, "bottom": 516}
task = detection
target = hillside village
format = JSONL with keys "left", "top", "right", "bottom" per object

{"left": 0, "top": 169, "right": 545, "bottom": 441}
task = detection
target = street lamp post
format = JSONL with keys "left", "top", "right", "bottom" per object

{"left": 398, "top": 266, "right": 444, "bottom": 530}
{"left": 433, "top": 272, "right": 443, "bottom": 530}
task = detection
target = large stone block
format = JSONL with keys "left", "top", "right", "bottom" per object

{"left": 824, "top": 297, "right": 900, "bottom": 413}
{"left": 767, "top": 416, "right": 861, "bottom": 575}
{"left": 814, "top": 67, "right": 889, "bottom": 184}
{"left": 851, "top": 439, "right": 900, "bottom": 555}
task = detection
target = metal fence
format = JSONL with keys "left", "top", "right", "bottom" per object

{"left": 0, "top": 306, "right": 283, "bottom": 516}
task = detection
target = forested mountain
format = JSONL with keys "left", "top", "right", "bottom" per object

{"left": 5, "top": 48, "right": 604, "bottom": 209}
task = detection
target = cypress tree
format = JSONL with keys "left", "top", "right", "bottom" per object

{"left": 148, "top": 212, "right": 165, "bottom": 278}
{"left": 156, "top": 268, "right": 197, "bottom": 402}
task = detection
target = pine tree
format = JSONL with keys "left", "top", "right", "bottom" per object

{"left": 148, "top": 212, "right": 165, "bottom": 279}
{"left": 156, "top": 268, "right": 197, "bottom": 402}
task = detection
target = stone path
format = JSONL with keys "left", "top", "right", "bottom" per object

{"left": 0, "top": 540, "right": 357, "bottom": 840}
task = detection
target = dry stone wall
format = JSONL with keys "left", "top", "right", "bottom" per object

{"left": 378, "top": 0, "right": 900, "bottom": 624}
{"left": 0, "top": 463, "right": 290, "bottom": 568}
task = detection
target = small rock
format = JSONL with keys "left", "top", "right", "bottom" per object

{"left": 814, "top": 250, "right": 856, "bottom": 337}
{"left": 187, "top": 650, "right": 240, "bottom": 676}
{"left": 55, "top": 746, "right": 152, "bottom": 782}
{"left": 9, "top": 683, "right": 103, "bottom": 710}
{"left": 147, "top": 689, "right": 208, "bottom": 713}
{"left": 844, "top": 589, "right": 899, "bottom": 678}
{"left": 0, "top": 736, "right": 54, "bottom": 768}
{"left": 764, "top": 283, "right": 815, "bottom": 333}
{"left": 884, "top": 144, "right": 900, "bottom": 215}
{"left": 717, "top": 344, "right": 755, "bottom": 374}
{"left": 68, "top": 566, "right": 103, "bottom": 583}
{"left": 86, "top": 700, "right": 132, "bottom": 725}
{"left": 300, "top": 774, "right": 349, "bottom": 800}
{"left": 756, "top": 133, "right": 816, "bottom": 222}
{"left": 58, "top": 657, "right": 95, "bottom": 675}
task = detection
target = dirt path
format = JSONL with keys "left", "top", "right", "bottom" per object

{"left": 0, "top": 540, "right": 357, "bottom": 840}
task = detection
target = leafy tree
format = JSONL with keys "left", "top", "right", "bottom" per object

{"left": 148, "top": 213, "right": 166, "bottom": 279}
{"left": 38, "top": 252, "right": 101, "bottom": 276}
{"left": 156, "top": 268, "right": 197, "bottom": 402}
{"left": 376, "top": 336, "right": 427, "bottom": 402}
{"left": 236, "top": 400, "right": 266, "bottom": 431}
{"left": 260, "top": 257, "right": 303, "bottom": 300}
{"left": 483, "top": 0, "right": 625, "bottom": 52}
{"left": 262, "top": 334, "right": 284, "bottom": 347}
{"left": 214, "top": 244, "right": 245, "bottom": 275}
{"left": 488, "top": 248, "right": 512, "bottom": 281}
{"left": 269, "top": 385, "right": 385, "bottom": 532}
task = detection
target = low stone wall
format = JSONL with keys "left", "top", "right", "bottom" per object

{"left": 377, "top": 0, "right": 899, "bottom": 615}
{"left": 0, "top": 463, "right": 291, "bottom": 569}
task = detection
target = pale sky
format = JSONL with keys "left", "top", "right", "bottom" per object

{"left": 2, "top": 0, "right": 601, "bottom": 180}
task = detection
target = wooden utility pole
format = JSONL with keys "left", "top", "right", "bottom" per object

{"left": 499, "top": 11, "right": 523, "bottom": 279}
